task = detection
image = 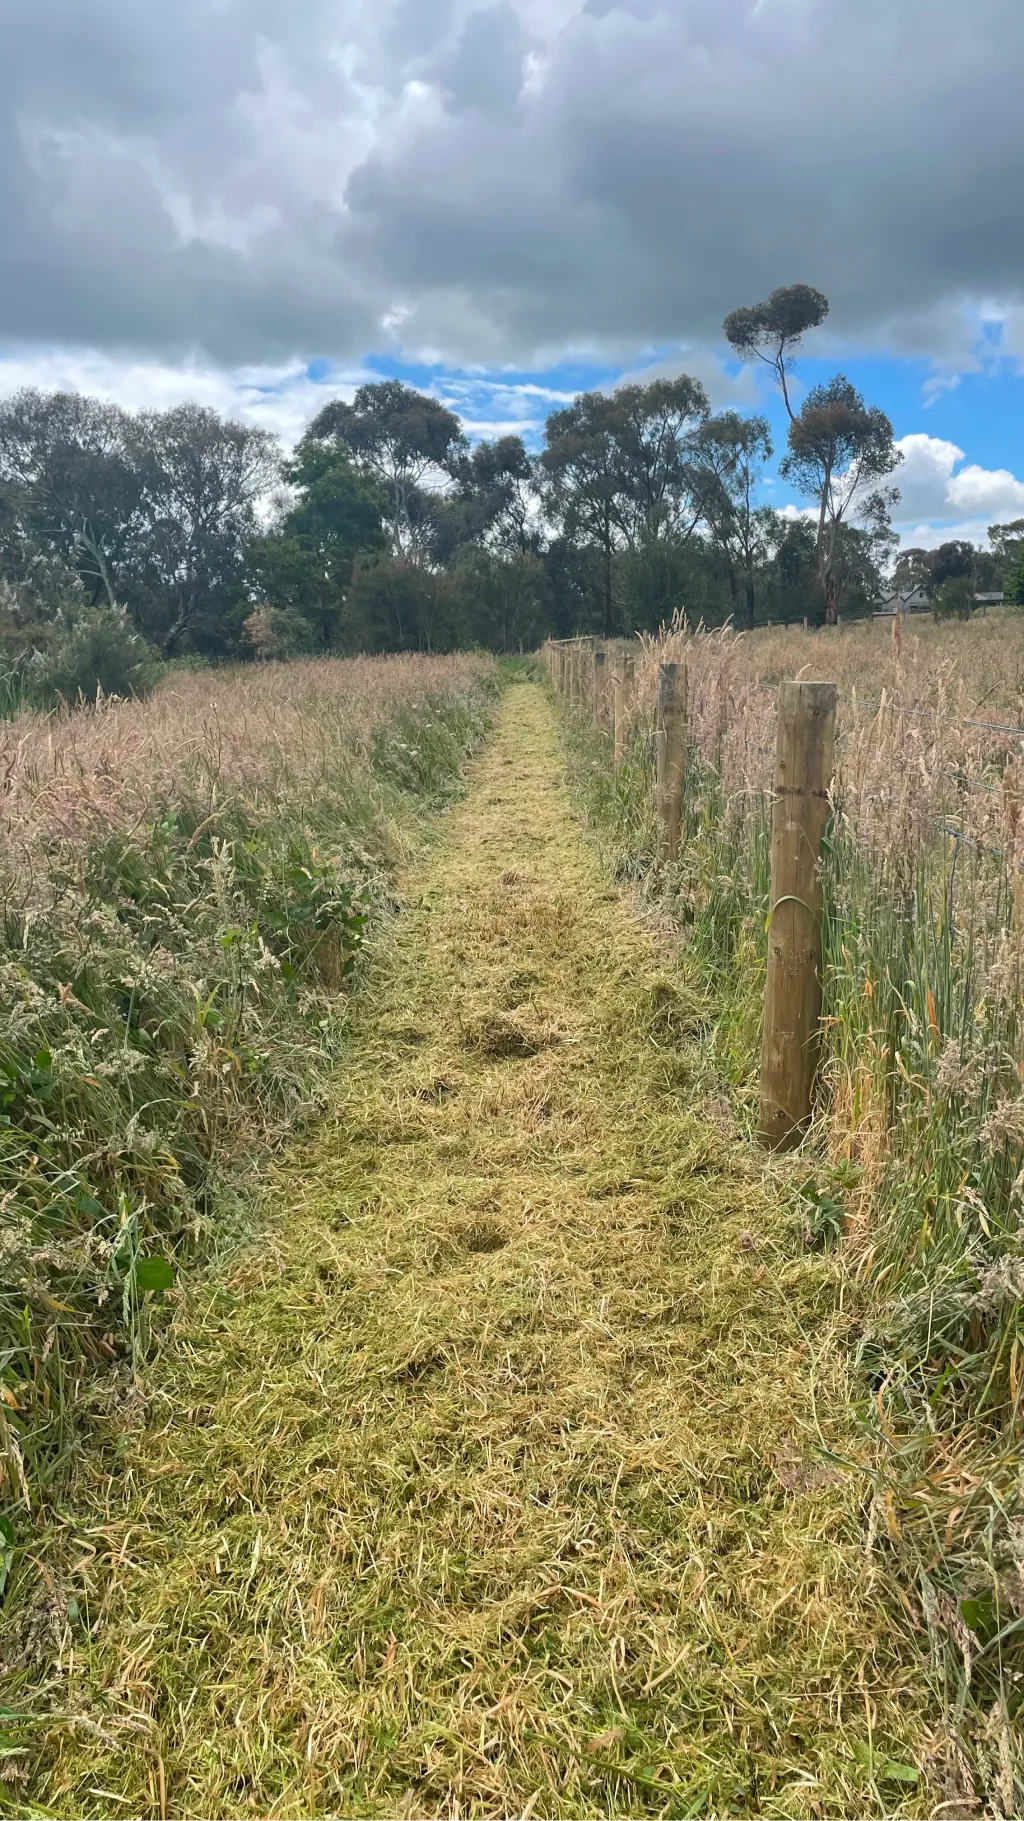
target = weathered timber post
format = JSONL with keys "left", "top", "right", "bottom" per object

{"left": 759, "top": 680, "right": 838, "bottom": 1151}
{"left": 656, "top": 662, "right": 687, "bottom": 860}
{"left": 593, "top": 647, "right": 607, "bottom": 727}
{"left": 614, "top": 654, "right": 635, "bottom": 770}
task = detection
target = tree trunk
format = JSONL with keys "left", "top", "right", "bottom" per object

{"left": 744, "top": 572, "right": 756, "bottom": 633}
{"left": 824, "top": 570, "right": 838, "bottom": 627}
{"left": 162, "top": 605, "right": 192, "bottom": 656}
{"left": 603, "top": 519, "right": 614, "bottom": 640}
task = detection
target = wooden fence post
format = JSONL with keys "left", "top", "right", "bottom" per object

{"left": 656, "top": 663, "right": 687, "bottom": 861}
{"left": 593, "top": 648, "right": 607, "bottom": 727}
{"left": 614, "top": 654, "right": 635, "bottom": 769}
{"left": 759, "top": 680, "right": 838, "bottom": 1151}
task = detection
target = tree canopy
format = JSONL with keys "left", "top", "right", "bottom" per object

{"left": 724, "top": 284, "right": 830, "bottom": 420}
{"left": 1, "top": 332, "right": 1018, "bottom": 690}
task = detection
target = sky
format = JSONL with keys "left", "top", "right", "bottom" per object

{"left": 2, "top": 0, "right": 1023, "bottom": 549}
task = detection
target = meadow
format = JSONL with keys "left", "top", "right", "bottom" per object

{"left": 4, "top": 618, "right": 1024, "bottom": 1811}
{"left": 0, "top": 653, "right": 498, "bottom": 1529}
{"left": 560, "top": 610, "right": 1024, "bottom": 1805}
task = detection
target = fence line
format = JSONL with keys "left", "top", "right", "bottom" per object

{"left": 540, "top": 635, "right": 1024, "bottom": 1148}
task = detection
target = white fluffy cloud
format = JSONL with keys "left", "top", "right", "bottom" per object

{"left": 893, "top": 434, "right": 1024, "bottom": 542}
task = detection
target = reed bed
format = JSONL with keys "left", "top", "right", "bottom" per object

{"left": 559, "top": 612, "right": 1024, "bottom": 1813}
{"left": 0, "top": 652, "right": 498, "bottom": 1531}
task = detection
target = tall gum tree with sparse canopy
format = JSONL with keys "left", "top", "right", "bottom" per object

{"left": 724, "top": 284, "right": 830, "bottom": 423}
{"left": 308, "top": 381, "right": 467, "bottom": 563}
{"left": 0, "top": 389, "right": 144, "bottom": 611}
{"left": 725, "top": 284, "right": 900, "bottom": 624}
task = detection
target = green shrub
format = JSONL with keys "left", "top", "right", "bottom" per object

{"left": 26, "top": 604, "right": 162, "bottom": 705}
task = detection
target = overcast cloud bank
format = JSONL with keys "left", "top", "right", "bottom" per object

{"left": 1, "top": 0, "right": 1023, "bottom": 544}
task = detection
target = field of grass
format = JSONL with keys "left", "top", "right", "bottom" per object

{"left": 7, "top": 685, "right": 932, "bottom": 1819}
{"left": 5, "top": 621, "right": 1024, "bottom": 1815}
{"left": 0, "top": 653, "right": 498, "bottom": 1536}
{"left": 556, "top": 611, "right": 1024, "bottom": 1812}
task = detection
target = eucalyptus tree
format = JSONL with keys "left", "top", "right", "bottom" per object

{"left": 724, "top": 283, "right": 830, "bottom": 422}
{"left": 247, "top": 424, "right": 387, "bottom": 649}
{"left": 0, "top": 388, "right": 143, "bottom": 609}
{"left": 690, "top": 411, "right": 775, "bottom": 630}
{"left": 541, "top": 377, "right": 708, "bottom": 636}
{"left": 129, "top": 404, "right": 280, "bottom": 653}
{"left": 308, "top": 381, "right": 466, "bottom": 561}
{"left": 779, "top": 376, "right": 901, "bottom": 624}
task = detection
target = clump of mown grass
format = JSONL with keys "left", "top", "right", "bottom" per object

{"left": 0, "top": 653, "right": 498, "bottom": 1535}
{"left": 555, "top": 621, "right": 1024, "bottom": 1812}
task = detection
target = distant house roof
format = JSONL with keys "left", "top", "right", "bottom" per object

{"left": 974, "top": 592, "right": 1004, "bottom": 603}
{"left": 874, "top": 586, "right": 931, "bottom": 616}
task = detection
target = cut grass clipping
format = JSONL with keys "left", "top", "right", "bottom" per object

{"left": 10, "top": 684, "right": 929, "bottom": 1818}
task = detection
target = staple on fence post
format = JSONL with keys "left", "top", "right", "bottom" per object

{"left": 614, "top": 654, "right": 635, "bottom": 769}
{"left": 759, "top": 679, "right": 838, "bottom": 1151}
{"left": 656, "top": 662, "right": 686, "bottom": 860}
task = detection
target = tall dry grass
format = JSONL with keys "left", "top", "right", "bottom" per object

{"left": 0, "top": 652, "right": 498, "bottom": 1533}
{"left": 0, "top": 653, "right": 493, "bottom": 886}
{"left": 557, "top": 613, "right": 1024, "bottom": 1812}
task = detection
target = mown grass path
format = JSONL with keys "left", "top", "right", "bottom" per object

{"left": 29, "top": 684, "right": 928, "bottom": 1819}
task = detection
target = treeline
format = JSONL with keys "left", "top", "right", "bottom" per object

{"left": 2, "top": 285, "right": 1022, "bottom": 691}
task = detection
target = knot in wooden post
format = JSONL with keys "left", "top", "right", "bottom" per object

{"left": 656, "top": 662, "right": 687, "bottom": 861}
{"left": 759, "top": 680, "right": 838, "bottom": 1151}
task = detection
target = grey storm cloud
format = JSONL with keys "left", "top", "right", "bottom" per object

{"left": 1, "top": 0, "right": 1023, "bottom": 367}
